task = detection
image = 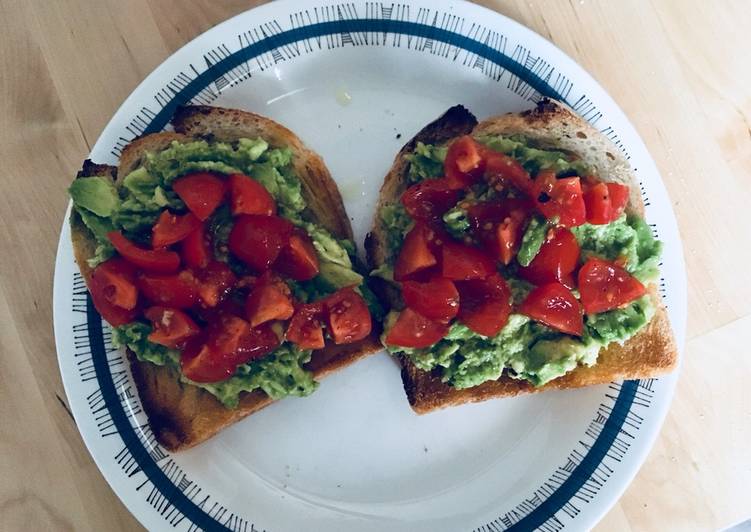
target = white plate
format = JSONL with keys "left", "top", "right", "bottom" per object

{"left": 53, "top": 1, "right": 687, "bottom": 530}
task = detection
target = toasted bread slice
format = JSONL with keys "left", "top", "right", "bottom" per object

{"left": 71, "top": 106, "right": 382, "bottom": 450}
{"left": 367, "top": 99, "right": 678, "bottom": 414}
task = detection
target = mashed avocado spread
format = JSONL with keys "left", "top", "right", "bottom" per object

{"left": 70, "top": 137, "right": 376, "bottom": 407}
{"left": 381, "top": 136, "right": 661, "bottom": 389}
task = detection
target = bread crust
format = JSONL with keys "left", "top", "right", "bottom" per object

{"left": 367, "top": 99, "right": 678, "bottom": 414}
{"left": 70, "top": 107, "right": 382, "bottom": 450}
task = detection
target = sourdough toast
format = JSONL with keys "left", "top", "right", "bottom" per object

{"left": 367, "top": 99, "right": 678, "bottom": 414}
{"left": 71, "top": 106, "right": 382, "bottom": 450}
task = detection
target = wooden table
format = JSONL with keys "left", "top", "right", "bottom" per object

{"left": 1, "top": 1, "right": 748, "bottom": 530}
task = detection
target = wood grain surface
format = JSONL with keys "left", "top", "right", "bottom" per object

{"left": 1, "top": 0, "right": 748, "bottom": 530}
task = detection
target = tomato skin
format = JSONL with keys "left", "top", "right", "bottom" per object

{"left": 535, "top": 174, "right": 586, "bottom": 227}
{"left": 583, "top": 182, "right": 630, "bottom": 224}
{"left": 274, "top": 228, "right": 320, "bottom": 281}
{"left": 180, "top": 336, "right": 235, "bottom": 383}
{"left": 394, "top": 223, "right": 438, "bottom": 281}
{"left": 401, "top": 277, "right": 459, "bottom": 322}
{"left": 482, "top": 150, "right": 533, "bottom": 196}
{"left": 181, "top": 223, "right": 212, "bottom": 269}
{"left": 235, "top": 322, "right": 281, "bottom": 364}
{"left": 441, "top": 241, "right": 497, "bottom": 280}
{"left": 228, "top": 214, "right": 293, "bottom": 272}
{"left": 137, "top": 270, "right": 199, "bottom": 309}
{"left": 456, "top": 273, "right": 511, "bottom": 337}
{"left": 144, "top": 306, "right": 200, "bottom": 349}
{"left": 286, "top": 302, "right": 326, "bottom": 349}
{"left": 468, "top": 199, "right": 531, "bottom": 265}
{"left": 444, "top": 136, "right": 485, "bottom": 189}
{"left": 89, "top": 259, "right": 140, "bottom": 326}
{"left": 172, "top": 173, "right": 226, "bottom": 221}
{"left": 400, "top": 178, "right": 460, "bottom": 222}
{"left": 245, "top": 278, "right": 294, "bottom": 327}
{"left": 384, "top": 308, "right": 449, "bottom": 348}
{"left": 194, "top": 261, "right": 237, "bottom": 308}
{"left": 519, "top": 227, "right": 580, "bottom": 287}
{"left": 519, "top": 282, "right": 583, "bottom": 336}
{"left": 228, "top": 174, "right": 276, "bottom": 216}
{"left": 151, "top": 211, "right": 201, "bottom": 248}
{"left": 578, "top": 257, "right": 646, "bottom": 314}
{"left": 108, "top": 231, "right": 181, "bottom": 273}
{"left": 323, "top": 287, "right": 372, "bottom": 344}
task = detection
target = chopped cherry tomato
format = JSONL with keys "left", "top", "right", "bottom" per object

{"left": 578, "top": 257, "right": 646, "bottom": 314}
{"left": 444, "top": 136, "right": 485, "bottom": 189}
{"left": 151, "top": 211, "right": 201, "bottom": 248}
{"left": 206, "top": 315, "right": 250, "bottom": 356}
{"left": 468, "top": 199, "right": 531, "bottom": 265}
{"left": 401, "top": 178, "right": 460, "bottom": 222}
{"left": 323, "top": 287, "right": 372, "bottom": 344}
{"left": 172, "top": 173, "right": 226, "bottom": 221}
{"left": 286, "top": 302, "right": 326, "bottom": 349}
{"left": 519, "top": 282, "right": 583, "bottom": 336}
{"left": 137, "top": 270, "right": 199, "bottom": 309}
{"left": 519, "top": 227, "right": 580, "bottom": 287}
{"left": 108, "top": 231, "right": 180, "bottom": 273}
{"left": 384, "top": 308, "right": 448, "bottom": 348}
{"left": 534, "top": 173, "right": 586, "bottom": 227}
{"left": 274, "top": 228, "right": 320, "bottom": 281}
{"left": 394, "top": 223, "right": 438, "bottom": 281}
{"left": 180, "top": 334, "right": 235, "bottom": 383}
{"left": 88, "top": 258, "right": 140, "bottom": 326}
{"left": 441, "top": 241, "right": 496, "bottom": 280}
{"left": 456, "top": 273, "right": 512, "bottom": 337}
{"left": 401, "top": 277, "right": 459, "bottom": 322}
{"left": 144, "top": 306, "right": 200, "bottom": 349}
{"left": 228, "top": 214, "right": 293, "bottom": 272}
{"left": 483, "top": 149, "right": 533, "bottom": 196}
{"left": 245, "top": 278, "right": 294, "bottom": 327}
{"left": 235, "top": 322, "right": 281, "bottom": 364}
{"left": 194, "top": 261, "right": 237, "bottom": 307}
{"left": 181, "top": 223, "right": 211, "bottom": 269}
{"left": 583, "top": 182, "right": 630, "bottom": 224}
{"left": 228, "top": 174, "right": 276, "bottom": 216}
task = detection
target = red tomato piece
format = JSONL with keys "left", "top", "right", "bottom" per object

{"left": 151, "top": 210, "right": 201, "bottom": 248}
{"left": 228, "top": 214, "right": 293, "bottom": 272}
{"left": 534, "top": 173, "right": 586, "bottom": 227}
{"left": 108, "top": 231, "right": 180, "bottom": 273}
{"left": 519, "top": 282, "right": 583, "bottom": 336}
{"left": 401, "top": 277, "right": 459, "bottom": 322}
{"left": 441, "top": 241, "right": 496, "bottom": 280}
{"left": 245, "top": 278, "right": 294, "bottom": 327}
{"left": 583, "top": 182, "right": 630, "bottom": 225}
{"left": 206, "top": 315, "right": 250, "bottom": 356}
{"left": 384, "top": 308, "right": 449, "bottom": 348}
{"left": 181, "top": 223, "right": 212, "bottom": 269}
{"left": 172, "top": 173, "right": 226, "bottom": 221}
{"left": 323, "top": 287, "right": 372, "bottom": 344}
{"left": 235, "top": 322, "right": 281, "bottom": 364}
{"left": 444, "top": 136, "right": 485, "bottom": 189}
{"left": 455, "top": 273, "right": 512, "bottom": 337}
{"left": 144, "top": 306, "right": 200, "bottom": 349}
{"left": 468, "top": 199, "right": 531, "bottom": 265}
{"left": 137, "top": 270, "right": 199, "bottom": 309}
{"left": 286, "top": 302, "right": 326, "bottom": 349}
{"left": 180, "top": 335, "right": 235, "bottom": 383}
{"left": 88, "top": 258, "right": 140, "bottom": 326}
{"left": 194, "top": 261, "right": 237, "bottom": 308}
{"left": 578, "top": 257, "right": 646, "bottom": 314}
{"left": 519, "top": 227, "right": 580, "bottom": 287}
{"left": 483, "top": 150, "right": 533, "bottom": 195}
{"left": 228, "top": 174, "right": 276, "bottom": 216}
{"left": 400, "top": 178, "right": 460, "bottom": 222}
{"left": 274, "top": 228, "right": 320, "bottom": 281}
{"left": 394, "top": 223, "right": 438, "bottom": 281}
